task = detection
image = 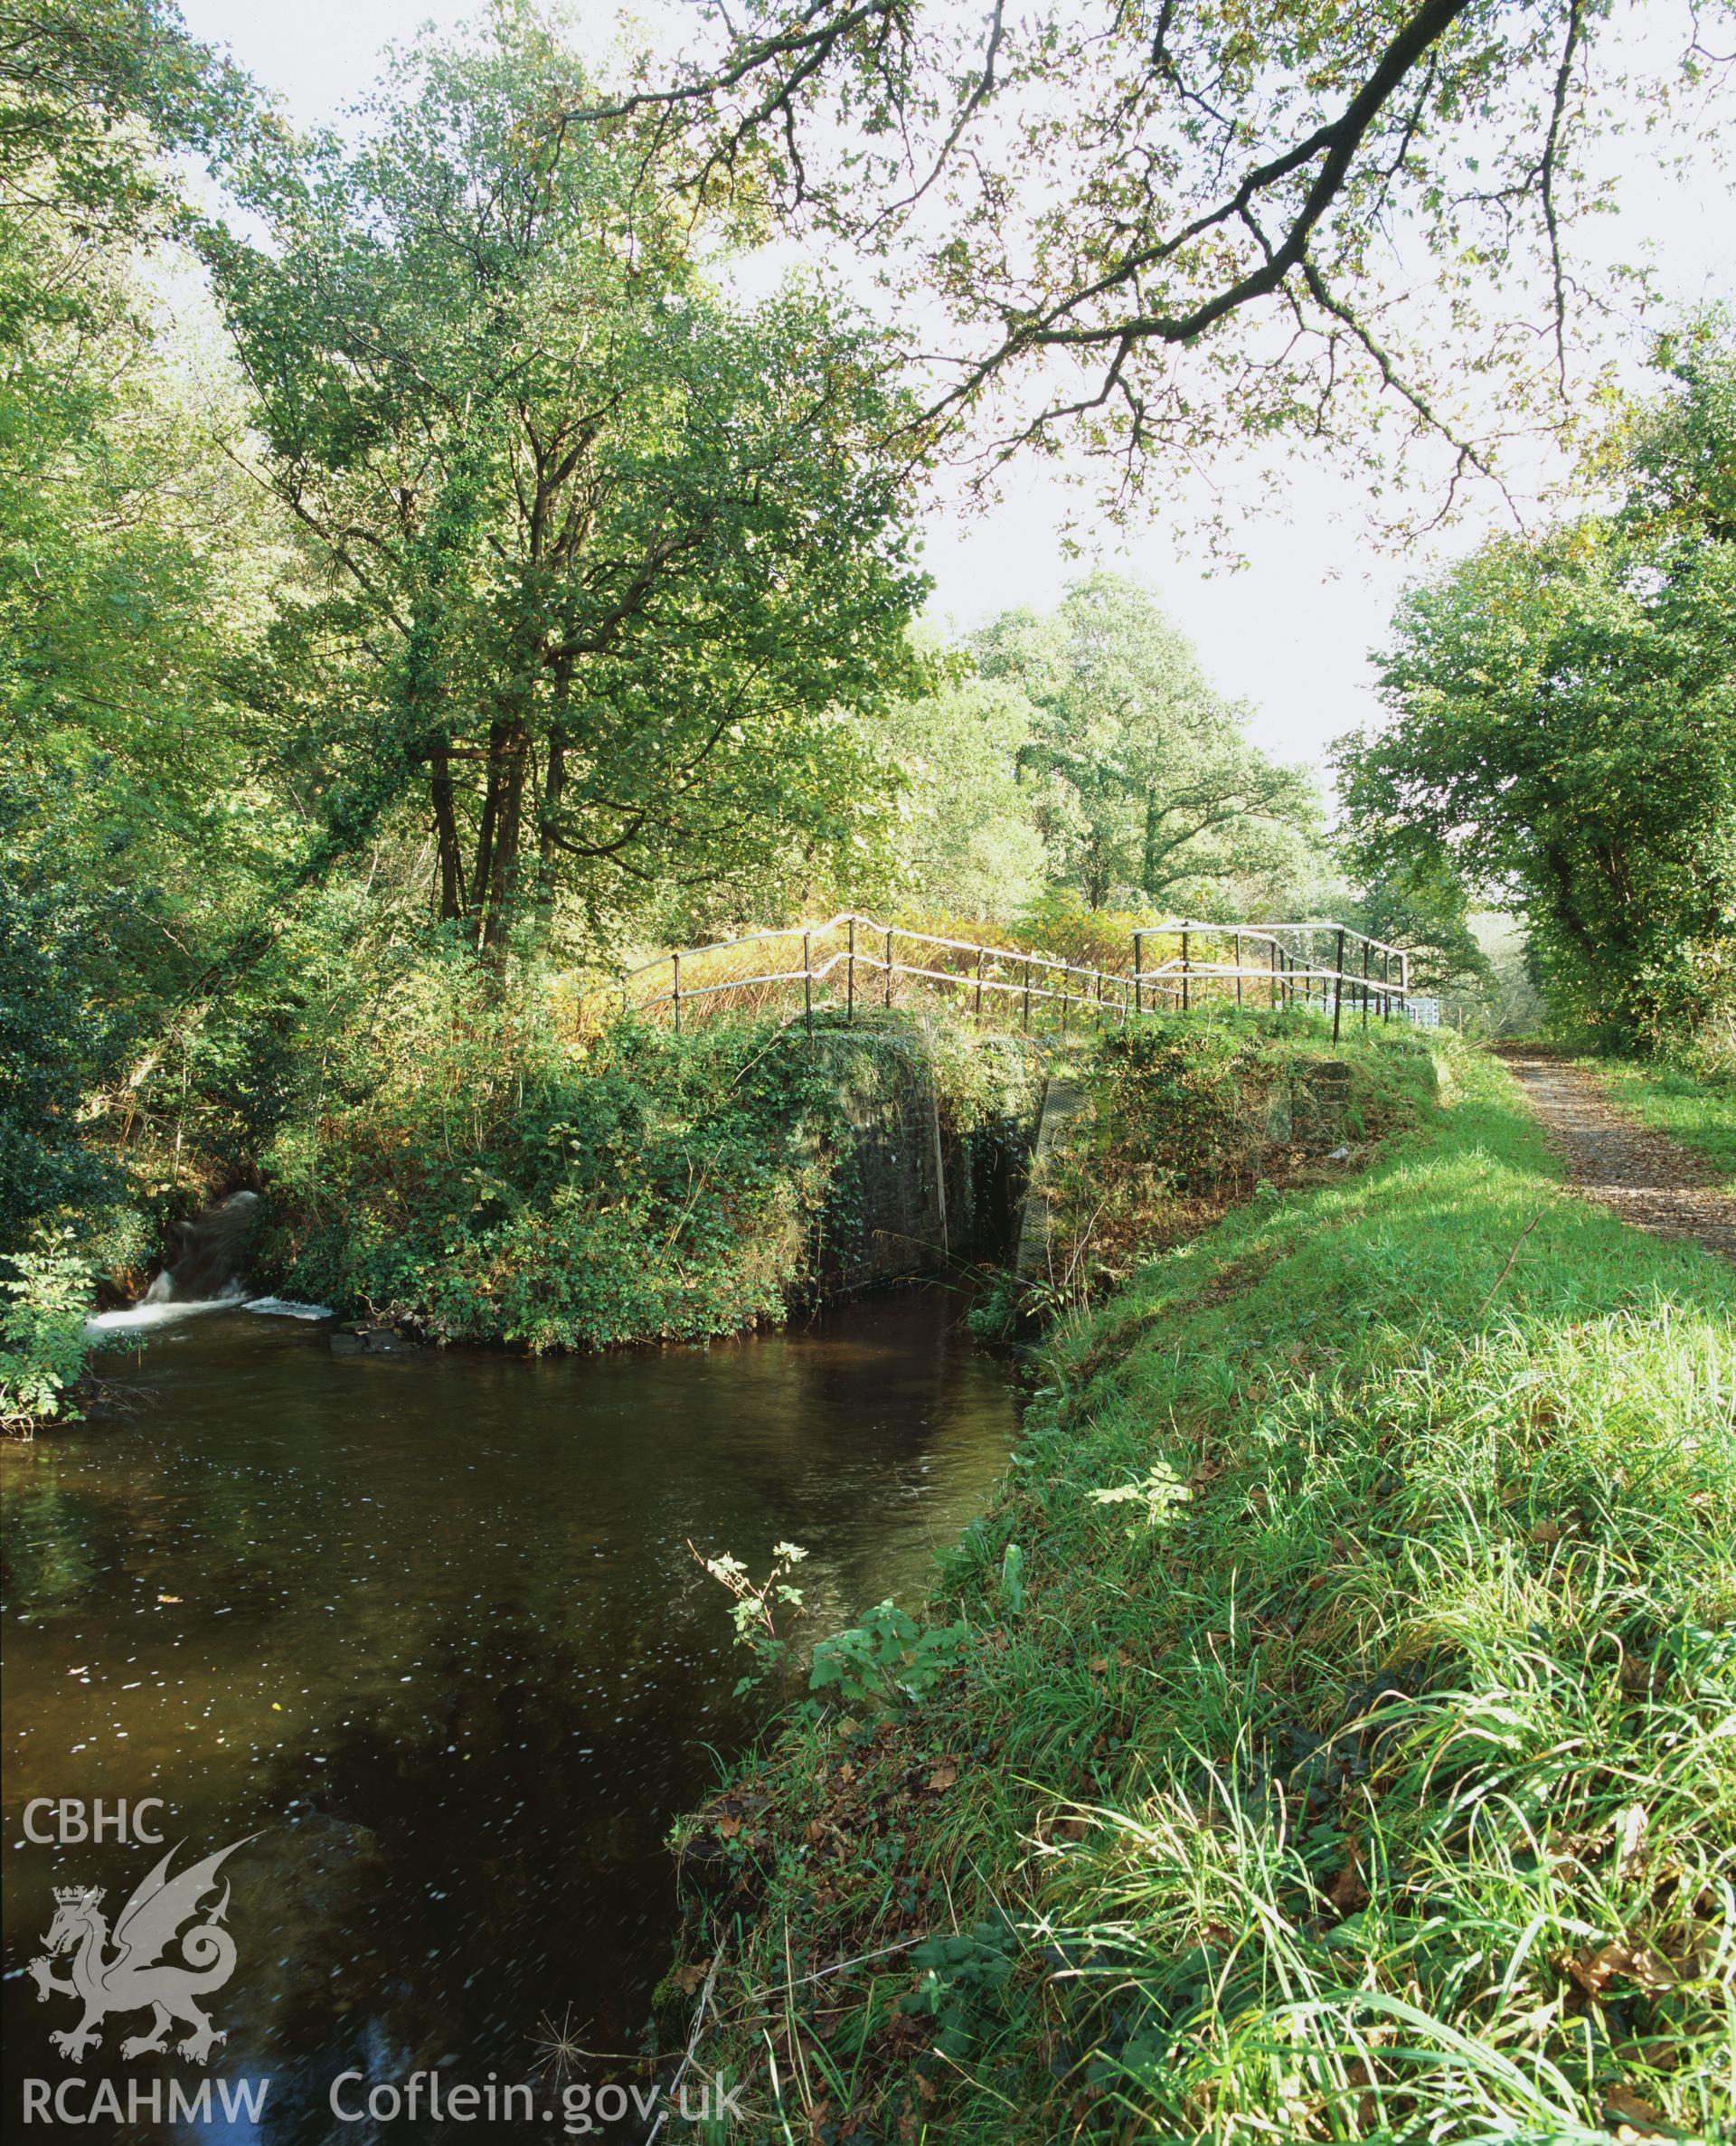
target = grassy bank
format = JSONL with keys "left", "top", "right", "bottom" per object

{"left": 671, "top": 1048, "right": 1736, "bottom": 2143}
{"left": 1596, "top": 1060, "right": 1736, "bottom": 1183}
{"left": 1024, "top": 1009, "right": 1440, "bottom": 1316}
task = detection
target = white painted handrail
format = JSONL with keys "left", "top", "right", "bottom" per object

{"left": 611, "top": 911, "right": 1412, "bottom": 1041}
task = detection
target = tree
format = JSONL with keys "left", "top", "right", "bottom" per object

{"left": 2, "top": 0, "right": 260, "bottom": 832}
{"left": 203, "top": 7, "right": 932, "bottom": 959}
{"left": 0, "top": 788, "right": 131, "bottom": 1239}
{"left": 0, "top": 0, "right": 246, "bottom": 253}
{"left": 1344, "top": 862, "right": 1490, "bottom": 1002}
{"left": 586, "top": 0, "right": 1729, "bottom": 508}
{"left": 0, "top": 0, "right": 292, "bottom": 1239}
{"left": 1336, "top": 327, "right": 1736, "bottom": 1051}
{"left": 885, "top": 671, "right": 1052, "bottom": 919}
{"left": 970, "top": 574, "right": 1318, "bottom": 911}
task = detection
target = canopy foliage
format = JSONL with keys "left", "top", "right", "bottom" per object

{"left": 595, "top": 0, "right": 1734, "bottom": 515}
{"left": 1337, "top": 326, "right": 1736, "bottom": 1051}
{"left": 204, "top": 9, "right": 933, "bottom": 955}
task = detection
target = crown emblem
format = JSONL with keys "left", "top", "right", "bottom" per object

{"left": 52, "top": 1885, "right": 103, "bottom": 1906}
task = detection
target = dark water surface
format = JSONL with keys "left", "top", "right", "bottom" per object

{"left": 2, "top": 1290, "right": 1017, "bottom": 2141}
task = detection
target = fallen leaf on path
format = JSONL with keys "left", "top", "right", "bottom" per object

{"left": 926, "top": 1761, "right": 958, "bottom": 1792}
{"left": 1327, "top": 1842, "right": 1368, "bottom": 1914}
{"left": 1602, "top": 2083, "right": 1672, "bottom": 2137}
{"left": 1567, "top": 1942, "right": 1677, "bottom": 1999}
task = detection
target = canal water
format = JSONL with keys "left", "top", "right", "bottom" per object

{"left": 2, "top": 1290, "right": 1018, "bottom": 2141}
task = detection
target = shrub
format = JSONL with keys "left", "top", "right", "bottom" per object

{"left": 1034, "top": 1009, "right": 1437, "bottom": 1302}
{"left": 0, "top": 1237, "right": 92, "bottom": 1435}
{"left": 261, "top": 956, "right": 880, "bottom": 1347}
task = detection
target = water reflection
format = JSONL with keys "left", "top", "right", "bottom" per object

{"left": 2, "top": 1290, "right": 1016, "bottom": 2141}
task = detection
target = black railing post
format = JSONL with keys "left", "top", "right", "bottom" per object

{"left": 1022, "top": 958, "right": 1032, "bottom": 1032}
{"left": 804, "top": 931, "right": 813, "bottom": 1034}
{"left": 1234, "top": 931, "right": 1243, "bottom": 1007}
{"left": 846, "top": 917, "right": 855, "bottom": 1021}
{"left": 1362, "top": 940, "right": 1371, "bottom": 1028}
{"left": 1332, "top": 928, "right": 1345, "bottom": 1043}
{"left": 1181, "top": 927, "right": 1190, "bottom": 1012}
{"left": 1382, "top": 950, "right": 1391, "bottom": 1021}
{"left": 885, "top": 927, "right": 893, "bottom": 1008}
{"left": 1134, "top": 931, "right": 1144, "bottom": 1016}
{"left": 672, "top": 950, "right": 682, "bottom": 1035}
{"left": 976, "top": 947, "right": 984, "bottom": 1022}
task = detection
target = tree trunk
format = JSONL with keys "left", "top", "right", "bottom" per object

{"left": 474, "top": 720, "right": 531, "bottom": 959}
{"left": 429, "top": 744, "right": 466, "bottom": 921}
{"left": 403, "top": 468, "right": 481, "bottom": 925}
{"left": 469, "top": 718, "right": 508, "bottom": 950}
{"left": 535, "top": 660, "right": 573, "bottom": 929}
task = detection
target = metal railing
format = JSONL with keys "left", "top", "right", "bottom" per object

{"left": 612, "top": 914, "right": 1412, "bottom": 1045}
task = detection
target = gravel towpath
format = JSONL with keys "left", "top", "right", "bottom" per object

{"left": 1500, "top": 1050, "right": 1736, "bottom": 1263}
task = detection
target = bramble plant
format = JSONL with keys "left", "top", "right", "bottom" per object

{"left": 690, "top": 1539, "right": 810, "bottom": 1697}
{"left": 901, "top": 1919, "right": 1018, "bottom": 2061}
{"left": 809, "top": 1600, "right": 971, "bottom": 1714}
{"left": 1088, "top": 1461, "right": 1192, "bottom": 1535}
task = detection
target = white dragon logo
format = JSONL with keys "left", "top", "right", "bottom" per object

{"left": 27, "top": 1838, "right": 250, "bottom": 2066}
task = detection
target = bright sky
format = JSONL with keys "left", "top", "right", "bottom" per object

{"left": 175, "top": 0, "right": 1734, "bottom": 780}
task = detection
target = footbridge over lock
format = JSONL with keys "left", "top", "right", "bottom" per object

{"left": 600, "top": 915, "right": 1417, "bottom": 1297}
{"left": 613, "top": 913, "right": 1413, "bottom": 1042}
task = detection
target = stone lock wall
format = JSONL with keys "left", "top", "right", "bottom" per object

{"left": 796, "top": 1028, "right": 1043, "bottom": 1295}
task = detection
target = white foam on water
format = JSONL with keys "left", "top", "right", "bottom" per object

{"left": 242, "top": 1296, "right": 335, "bottom": 1321}
{"left": 84, "top": 1288, "right": 249, "bottom": 1339}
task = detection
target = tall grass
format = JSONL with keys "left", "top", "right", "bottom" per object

{"left": 675, "top": 1048, "right": 1736, "bottom": 2143}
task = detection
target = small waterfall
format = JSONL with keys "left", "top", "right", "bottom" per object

{"left": 144, "top": 1190, "right": 261, "bottom": 1304}
{"left": 86, "top": 1193, "right": 330, "bottom": 1338}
